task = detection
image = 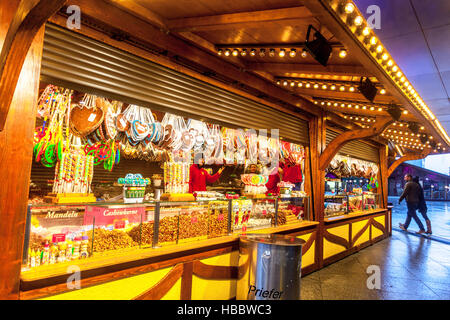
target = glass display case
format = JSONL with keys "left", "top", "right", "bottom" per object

{"left": 362, "top": 193, "right": 381, "bottom": 211}
{"left": 277, "top": 197, "right": 309, "bottom": 225}
{"left": 324, "top": 195, "right": 348, "bottom": 217}
{"left": 22, "top": 196, "right": 310, "bottom": 273}
{"left": 347, "top": 194, "right": 363, "bottom": 212}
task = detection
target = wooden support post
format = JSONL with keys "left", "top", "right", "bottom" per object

{"left": 0, "top": 0, "right": 67, "bottom": 131}
{"left": 318, "top": 116, "right": 393, "bottom": 171}
{"left": 0, "top": 1, "right": 46, "bottom": 299}
{"left": 387, "top": 149, "right": 432, "bottom": 177}
{"left": 309, "top": 113, "right": 326, "bottom": 268}
{"left": 378, "top": 145, "right": 389, "bottom": 208}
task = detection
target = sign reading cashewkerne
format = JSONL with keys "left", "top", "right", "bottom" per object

{"left": 84, "top": 205, "right": 144, "bottom": 226}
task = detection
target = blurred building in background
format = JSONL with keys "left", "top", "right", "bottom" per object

{"left": 389, "top": 163, "right": 450, "bottom": 201}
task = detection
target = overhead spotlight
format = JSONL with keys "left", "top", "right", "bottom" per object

{"left": 330, "top": 85, "right": 336, "bottom": 90}
{"left": 279, "top": 49, "right": 286, "bottom": 58}
{"left": 339, "top": 48, "right": 347, "bottom": 58}
{"left": 304, "top": 25, "right": 332, "bottom": 66}
{"left": 241, "top": 49, "right": 247, "bottom": 56}
{"left": 269, "top": 49, "right": 276, "bottom": 57}
{"left": 420, "top": 135, "right": 428, "bottom": 144}
{"left": 289, "top": 49, "right": 296, "bottom": 58}
{"left": 358, "top": 77, "right": 378, "bottom": 102}
{"left": 386, "top": 104, "right": 402, "bottom": 121}
{"left": 408, "top": 122, "right": 420, "bottom": 134}
{"left": 259, "top": 49, "right": 266, "bottom": 57}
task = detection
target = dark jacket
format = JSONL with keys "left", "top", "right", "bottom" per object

{"left": 399, "top": 181, "right": 421, "bottom": 203}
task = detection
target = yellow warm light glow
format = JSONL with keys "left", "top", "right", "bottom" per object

{"left": 370, "top": 36, "right": 377, "bottom": 45}
{"left": 362, "top": 27, "right": 370, "bottom": 36}
{"left": 345, "top": 2, "right": 355, "bottom": 13}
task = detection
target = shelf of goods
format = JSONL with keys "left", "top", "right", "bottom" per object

{"left": 324, "top": 193, "right": 381, "bottom": 218}
{"left": 21, "top": 196, "right": 310, "bottom": 275}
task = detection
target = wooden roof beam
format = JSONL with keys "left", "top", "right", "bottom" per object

{"left": 244, "top": 62, "right": 371, "bottom": 77}
{"left": 319, "top": 116, "right": 394, "bottom": 170}
{"left": 167, "top": 6, "right": 313, "bottom": 32}
{"left": 387, "top": 149, "right": 432, "bottom": 177}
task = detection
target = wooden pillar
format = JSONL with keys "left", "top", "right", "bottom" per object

{"left": 0, "top": 0, "right": 45, "bottom": 299}
{"left": 309, "top": 112, "right": 326, "bottom": 268}
{"left": 378, "top": 145, "right": 389, "bottom": 208}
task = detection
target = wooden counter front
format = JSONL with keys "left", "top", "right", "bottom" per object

{"left": 20, "top": 221, "right": 318, "bottom": 300}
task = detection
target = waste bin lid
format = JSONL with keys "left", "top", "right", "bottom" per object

{"left": 240, "top": 233, "right": 306, "bottom": 246}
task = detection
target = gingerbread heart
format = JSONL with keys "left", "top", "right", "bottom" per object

{"left": 69, "top": 104, "right": 104, "bottom": 137}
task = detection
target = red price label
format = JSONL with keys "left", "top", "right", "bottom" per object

{"left": 52, "top": 233, "right": 66, "bottom": 243}
{"left": 114, "top": 220, "right": 126, "bottom": 229}
{"left": 191, "top": 216, "right": 198, "bottom": 224}
{"left": 262, "top": 210, "right": 267, "bottom": 215}
{"left": 217, "top": 214, "right": 224, "bottom": 221}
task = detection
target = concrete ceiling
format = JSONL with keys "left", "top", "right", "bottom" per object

{"left": 354, "top": 0, "right": 450, "bottom": 136}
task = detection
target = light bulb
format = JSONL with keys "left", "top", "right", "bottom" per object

{"left": 382, "top": 53, "right": 389, "bottom": 61}
{"left": 370, "top": 36, "right": 377, "bottom": 45}
{"left": 392, "top": 65, "right": 398, "bottom": 72}
{"left": 349, "top": 86, "right": 355, "bottom": 92}
{"left": 380, "top": 89, "right": 386, "bottom": 94}
{"left": 279, "top": 49, "right": 286, "bottom": 58}
{"left": 217, "top": 49, "right": 223, "bottom": 56}
{"left": 340, "top": 86, "right": 346, "bottom": 91}
{"left": 259, "top": 49, "right": 266, "bottom": 57}
{"left": 305, "top": 83, "right": 310, "bottom": 88}
{"left": 290, "top": 81, "right": 295, "bottom": 87}
{"left": 362, "top": 27, "right": 370, "bottom": 36}
{"left": 224, "top": 49, "right": 231, "bottom": 56}
{"left": 289, "top": 49, "right": 296, "bottom": 58}
{"left": 232, "top": 49, "right": 239, "bottom": 56}
{"left": 301, "top": 49, "right": 307, "bottom": 58}
{"left": 387, "top": 60, "right": 393, "bottom": 67}
{"left": 250, "top": 49, "right": 256, "bottom": 56}
{"left": 339, "top": 49, "right": 347, "bottom": 58}
{"left": 322, "top": 84, "right": 327, "bottom": 90}
{"left": 331, "top": 85, "right": 336, "bottom": 90}
{"left": 298, "top": 82, "right": 303, "bottom": 87}
{"left": 344, "top": 3, "right": 355, "bottom": 14}
{"left": 313, "top": 83, "right": 319, "bottom": 89}
{"left": 241, "top": 49, "right": 247, "bottom": 56}
{"left": 376, "top": 45, "right": 383, "bottom": 53}
{"left": 269, "top": 49, "right": 275, "bottom": 57}
{"left": 354, "top": 16, "right": 363, "bottom": 26}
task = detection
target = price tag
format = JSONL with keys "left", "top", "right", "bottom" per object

{"left": 262, "top": 210, "right": 267, "bottom": 216}
{"left": 191, "top": 216, "right": 198, "bottom": 224}
{"left": 52, "top": 233, "right": 66, "bottom": 243}
{"left": 114, "top": 220, "right": 126, "bottom": 229}
{"left": 217, "top": 214, "right": 224, "bottom": 221}
{"left": 87, "top": 113, "right": 97, "bottom": 122}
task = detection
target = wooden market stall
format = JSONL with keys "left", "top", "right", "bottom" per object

{"left": 1, "top": 0, "right": 449, "bottom": 300}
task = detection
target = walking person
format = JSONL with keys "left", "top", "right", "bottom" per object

{"left": 412, "top": 176, "right": 432, "bottom": 234}
{"left": 398, "top": 174, "right": 426, "bottom": 234}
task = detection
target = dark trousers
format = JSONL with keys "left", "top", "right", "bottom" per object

{"left": 418, "top": 201, "right": 429, "bottom": 221}
{"left": 404, "top": 202, "right": 425, "bottom": 231}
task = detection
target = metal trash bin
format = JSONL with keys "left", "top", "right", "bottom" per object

{"left": 236, "top": 233, "right": 305, "bottom": 300}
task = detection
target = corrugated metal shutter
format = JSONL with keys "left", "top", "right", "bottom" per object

{"left": 40, "top": 23, "right": 309, "bottom": 145}
{"left": 326, "top": 129, "right": 379, "bottom": 163}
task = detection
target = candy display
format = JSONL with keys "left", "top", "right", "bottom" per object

{"left": 88, "top": 228, "right": 138, "bottom": 253}
{"left": 117, "top": 173, "right": 151, "bottom": 203}
{"left": 241, "top": 174, "right": 269, "bottom": 195}
{"left": 164, "top": 161, "right": 190, "bottom": 194}
{"left": 178, "top": 205, "right": 209, "bottom": 242}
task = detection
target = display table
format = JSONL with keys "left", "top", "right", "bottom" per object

{"left": 20, "top": 221, "right": 319, "bottom": 300}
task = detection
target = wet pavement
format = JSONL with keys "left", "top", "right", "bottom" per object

{"left": 301, "top": 199, "right": 450, "bottom": 300}
{"left": 389, "top": 196, "right": 450, "bottom": 239}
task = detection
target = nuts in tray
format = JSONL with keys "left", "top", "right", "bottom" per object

{"left": 178, "top": 210, "right": 208, "bottom": 240}
{"left": 208, "top": 201, "right": 229, "bottom": 238}
{"left": 128, "top": 221, "right": 154, "bottom": 246}
{"left": 88, "top": 228, "right": 137, "bottom": 253}
{"left": 158, "top": 215, "right": 179, "bottom": 243}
